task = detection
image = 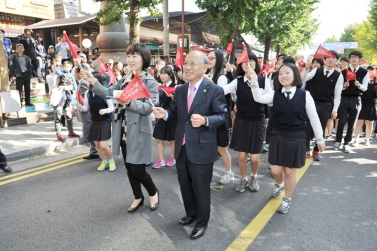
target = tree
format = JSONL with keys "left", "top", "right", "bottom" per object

{"left": 339, "top": 23, "right": 361, "bottom": 59}
{"left": 324, "top": 36, "right": 339, "bottom": 42}
{"left": 94, "top": 0, "right": 163, "bottom": 45}
{"left": 353, "top": 21, "right": 377, "bottom": 64}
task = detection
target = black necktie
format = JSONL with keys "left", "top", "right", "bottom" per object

{"left": 325, "top": 71, "right": 329, "bottom": 77}
{"left": 286, "top": 91, "right": 291, "bottom": 100}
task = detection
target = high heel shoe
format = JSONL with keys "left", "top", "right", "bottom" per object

{"left": 150, "top": 190, "right": 159, "bottom": 211}
{"left": 128, "top": 197, "right": 144, "bottom": 213}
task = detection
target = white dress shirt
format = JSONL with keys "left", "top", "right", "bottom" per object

{"left": 301, "top": 67, "right": 343, "bottom": 112}
{"left": 348, "top": 66, "right": 369, "bottom": 92}
{"left": 223, "top": 75, "right": 272, "bottom": 95}
{"left": 250, "top": 85, "right": 324, "bottom": 143}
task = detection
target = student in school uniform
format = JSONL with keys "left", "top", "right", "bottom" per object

{"left": 250, "top": 63, "right": 325, "bottom": 214}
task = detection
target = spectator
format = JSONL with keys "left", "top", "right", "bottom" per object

{"left": 35, "top": 34, "right": 47, "bottom": 81}
{"left": 55, "top": 36, "right": 70, "bottom": 64}
{"left": 17, "top": 28, "right": 42, "bottom": 80}
{"left": 0, "top": 29, "right": 11, "bottom": 60}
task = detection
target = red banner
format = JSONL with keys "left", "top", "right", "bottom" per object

{"left": 99, "top": 58, "right": 107, "bottom": 76}
{"left": 118, "top": 72, "right": 151, "bottom": 103}
{"left": 313, "top": 45, "right": 337, "bottom": 59}
{"left": 63, "top": 31, "right": 78, "bottom": 59}
{"left": 158, "top": 86, "right": 176, "bottom": 95}
{"left": 175, "top": 47, "right": 184, "bottom": 67}
{"left": 236, "top": 42, "right": 249, "bottom": 65}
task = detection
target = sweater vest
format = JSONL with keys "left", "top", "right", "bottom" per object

{"left": 341, "top": 67, "right": 368, "bottom": 97}
{"left": 89, "top": 93, "right": 111, "bottom": 121}
{"left": 236, "top": 76, "right": 265, "bottom": 121}
{"left": 309, "top": 67, "right": 340, "bottom": 102}
{"left": 273, "top": 88, "right": 306, "bottom": 132}
{"left": 361, "top": 80, "right": 377, "bottom": 105}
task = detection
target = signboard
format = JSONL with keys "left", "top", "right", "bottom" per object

{"left": 79, "top": 0, "right": 100, "bottom": 14}
{"left": 0, "top": 0, "right": 55, "bottom": 20}
{"left": 0, "top": 14, "right": 35, "bottom": 37}
{"left": 309, "top": 42, "right": 359, "bottom": 50}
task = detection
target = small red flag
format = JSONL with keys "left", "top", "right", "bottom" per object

{"left": 226, "top": 40, "right": 234, "bottom": 55}
{"left": 313, "top": 45, "right": 337, "bottom": 59}
{"left": 298, "top": 57, "right": 305, "bottom": 67}
{"left": 175, "top": 47, "right": 184, "bottom": 67}
{"left": 99, "top": 58, "right": 107, "bottom": 76}
{"left": 236, "top": 42, "right": 249, "bottom": 65}
{"left": 359, "top": 59, "right": 367, "bottom": 66}
{"left": 258, "top": 59, "right": 263, "bottom": 75}
{"left": 118, "top": 72, "right": 151, "bottom": 103}
{"left": 371, "top": 68, "right": 377, "bottom": 79}
{"left": 158, "top": 86, "right": 176, "bottom": 95}
{"left": 272, "top": 58, "right": 277, "bottom": 64}
{"left": 63, "top": 31, "right": 78, "bottom": 60}
{"left": 346, "top": 69, "right": 356, "bottom": 81}
{"left": 107, "top": 65, "right": 117, "bottom": 86}
{"left": 77, "top": 92, "right": 84, "bottom": 104}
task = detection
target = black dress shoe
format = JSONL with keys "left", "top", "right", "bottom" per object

{"left": 150, "top": 190, "right": 159, "bottom": 211}
{"left": 25, "top": 103, "right": 34, "bottom": 106}
{"left": 128, "top": 197, "right": 144, "bottom": 213}
{"left": 83, "top": 154, "right": 100, "bottom": 159}
{"left": 0, "top": 165, "right": 12, "bottom": 173}
{"left": 179, "top": 215, "right": 196, "bottom": 225}
{"left": 190, "top": 225, "right": 207, "bottom": 240}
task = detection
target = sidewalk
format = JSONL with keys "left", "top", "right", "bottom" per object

{"left": 0, "top": 116, "right": 86, "bottom": 161}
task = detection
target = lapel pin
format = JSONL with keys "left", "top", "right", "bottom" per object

{"left": 204, "top": 89, "right": 207, "bottom": 92}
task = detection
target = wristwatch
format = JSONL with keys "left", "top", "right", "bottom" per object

{"left": 204, "top": 116, "right": 208, "bottom": 126}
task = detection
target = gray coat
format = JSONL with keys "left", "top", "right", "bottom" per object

{"left": 76, "top": 79, "right": 91, "bottom": 123}
{"left": 90, "top": 73, "right": 158, "bottom": 164}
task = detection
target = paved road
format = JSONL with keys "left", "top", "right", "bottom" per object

{"left": 1, "top": 138, "right": 376, "bottom": 251}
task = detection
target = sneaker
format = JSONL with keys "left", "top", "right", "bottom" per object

{"left": 262, "top": 143, "right": 269, "bottom": 152}
{"left": 313, "top": 150, "right": 320, "bottom": 161}
{"left": 152, "top": 159, "right": 166, "bottom": 169}
{"left": 98, "top": 160, "right": 109, "bottom": 171}
{"left": 219, "top": 172, "right": 234, "bottom": 185}
{"left": 277, "top": 197, "right": 291, "bottom": 214}
{"left": 306, "top": 151, "right": 311, "bottom": 158}
{"left": 350, "top": 140, "right": 359, "bottom": 147}
{"left": 246, "top": 156, "right": 251, "bottom": 165}
{"left": 166, "top": 157, "right": 176, "bottom": 167}
{"left": 108, "top": 159, "right": 116, "bottom": 172}
{"left": 68, "top": 132, "right": 80, "bottom": 138}
{"left": 249, "top": 175, "right": 259, "bottom": 192}
{"left": 236, "top": 178, "right": 249, "bottom": 192}
{"left": 360, "top": 132, "right": 366, "bottom": 138}
{"left": 333, "top": 142, "right": 341, "bottom": 150}
{"left": 364, "top": 139, "right": 370, "bottom": 146}
{"left": 326, "top": 134, "right": 332, "bottom": 139}
{"left": 343, "top": 145, "right": 350, "bottom": 153}
{"left": 57, "top": 135, "right": 66, "bottom": 143}
{"left": 271, "top": 183, "right": 284, "bottom": 198}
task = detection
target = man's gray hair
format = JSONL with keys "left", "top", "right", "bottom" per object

{"left": 198, "top": 51, "right": 209, "bottom": 65}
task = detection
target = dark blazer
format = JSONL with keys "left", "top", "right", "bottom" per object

{"left": 166, "top": 78, "right": 228, "bottom": 164}
{"left": 17, "top": 35, "right": 37, "bottom": 59}
{"left": 8, "top": 54, "right": 33, "bottom": 78}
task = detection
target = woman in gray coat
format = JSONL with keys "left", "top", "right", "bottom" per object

{"left": 82, "top": 43, "right": 159, "bottom": 213}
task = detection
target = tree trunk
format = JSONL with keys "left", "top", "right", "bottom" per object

{"left": 275, "top": 42, "right": 281, "bottom": 59}
{"left": 129, "top": 0, "right": 141, "bottom": 45}
{"left": 264, "top": 35, "right": 272, "bottom": 63}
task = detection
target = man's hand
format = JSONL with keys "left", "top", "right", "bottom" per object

{"left": 355, "top": 80, "right": 360, "bottom": 86}
{"left": 203, "top": 74, "right": 213, "bottom": 82}
{"left": 344, "top": 82, "right": 349, "bottom": 88}
{"left": 77, "top": 104, "right": 83, "bottom": 110}
{"left": 153, "top": 107, "right": 167, "bottom": 119}
{"left": 11, "top": 77, "right": 16, "bottom": 82}
{"left": 80, "top": 70, "right": 97, "bottom": 85}
{"left": 99, "top": 109, "right": 107, "bottom": 115}
{"left": 331, "top": 111, "right": 337, "bottom": 120}
{"left": 191, "top": 114, "right": 206, "bottom": 127}
{"left": 317, "top": 143, "right": 326, "bottom": 152}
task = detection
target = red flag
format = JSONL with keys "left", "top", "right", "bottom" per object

{"left": 371, "top": 68, "right": 377, "bottom": 79}
{"left": 226, "top": 39, "right": 234, "bottom": 55}
{"left": 313, "top": 44, "right": 337, "bottom": 59}
{"left": 236, "top": 42, "right": 249, "bottom": 65}
{"left": 99, "top": 58, "right": 107, "bottom": 76}
{"left": 118, "top": 72, "right": 151, "bottom": 103}
{"left": 346, "top": 69, "right": 356, "bottom": 81}
{"left": 272, "top": 58, "right": 277, "bottom": 64}
{"left": 107, "top": 65, "right": 117, "bottom": 86}
{"left": 62, "top": 31, "right": 78, "bottom": 60}
{"left": 359, "top": 59, "right": 367, "bottom": 66}
{"left": 149, "top": 67, "right": 155, "bottom": 77}
{"left": 175, "top": 47, "right": 184, "bottom": 67}
{"left": 158, "top": 86, "right": 176, "bottom": 95}
{"left": 258, "top": 59, "right": 263, "bottom": 75}
{"left": 77, "top": 92, "right": 84, "bottom": 104}
{"left": 298, "top": 57, "right": 305, "bottom": 67}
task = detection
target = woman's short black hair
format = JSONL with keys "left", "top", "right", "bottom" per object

{"left": 349, "top": 50, "right": 363, "bottom": 59}
{"left": 235, "top": 51, "right": 260, "bottom": 77}
{"left": 312, "top": 58, "right": 324, "bottom": 67}
{"left": 126, "top": 43, "right": 151, "bottom": 70}
{"left": 160, "top": 66, "right": 173, "bottom": 76}
{"left": 273, "top": 63, "right": 303, "bottom": 91}
{"left": 367, "top": 66, "right": 374, "bottom": 71}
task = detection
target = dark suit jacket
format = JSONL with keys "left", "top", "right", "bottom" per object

{"left": 17, "top": 35, "right": 37, "bottom": 59}
{"left": 166, "top": 78, "right": 228, "bottom": 164}
{"left": 8, "top": 54, "right": 33, "bottom": 78}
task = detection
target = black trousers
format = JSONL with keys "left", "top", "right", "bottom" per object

{"left": 31, "top": 58, "right": 41, "bottom": 78}
{"left": 176, "top": 145, "right": 213, "bottom": 228}
{"left": 16, "top": 76, "right": 31, "bottom": 105}
{"left": 336, "top": 96, "right": 361, "bottom": 145}
{"left": 307, "top": 101, "right": 332, "bottom": 151}
{"left": 0, "top": 149, "right": 7, "bottom": 168}
{"left": 121, "top": 140, "right": 157, "bottom": 199}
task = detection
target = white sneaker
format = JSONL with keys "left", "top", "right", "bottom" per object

{"left": 219, "top": 172, "right": 234, "bottom": 184}
{"left": 364, "top": 139, "right": 370, "bottom": 146}
{"left": 350, "top": 140, "right": 359, "bottom": 147}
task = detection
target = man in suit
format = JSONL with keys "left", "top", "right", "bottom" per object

{"left": 74, "top": 65, "right": 99, "bottom": 159}
{"left": 17, "top": 28, "right": 42, "bottom": 80}
{"left": 153, "top": 50, "right": 228, "bottom": 239}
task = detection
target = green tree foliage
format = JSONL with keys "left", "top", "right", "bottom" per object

{"left": 324, "top": 36, "right": 339, "bottom": 42}
{"left": 339, "top": 23, "right": 361, "bottom": 59}
{"left": 353, "top": 21, "right": 377, "bottom": 64}
{"left": 93, "top": 0, "right": 163, "bottom": 45}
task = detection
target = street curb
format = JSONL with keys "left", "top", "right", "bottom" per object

{"left": 6, "top": 137, "right": 87, "bottom": 162}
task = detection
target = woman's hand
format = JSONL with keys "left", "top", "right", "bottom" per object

{"left": 99, "top": 109, "right": 107, "bottom": 115}
{"left": 80, "top": 70, "right": 97, "bottom": 86}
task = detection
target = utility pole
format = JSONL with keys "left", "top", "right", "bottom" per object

{"left": 181, "top": 0, "right": 185, "bottom": 52}
{"left": 163, "top": 0, "right": 169, "bottom": 60}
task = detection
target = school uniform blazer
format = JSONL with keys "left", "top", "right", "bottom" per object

{"left": 90, "top": 73, "right": 158, "bottom": 164}
{"left": 166, "top": 78, "right": 228, "bottom": 164}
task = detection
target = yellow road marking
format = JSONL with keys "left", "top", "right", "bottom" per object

{"left": 0, "top": 154, "right": 86, "bottom": 181}
{"left": 0, "top": 157, "right": 86, "bottom": 186}
{"left": 226, "top": 158, "right": 314, "bottom": 251}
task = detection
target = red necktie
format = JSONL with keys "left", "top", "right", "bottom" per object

{"left": 182, "top": 85, "right": 196, "bottom": 145}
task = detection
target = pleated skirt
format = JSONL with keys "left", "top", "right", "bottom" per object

{"left": 88, "top": 120, "right": 112, "bottom": 141}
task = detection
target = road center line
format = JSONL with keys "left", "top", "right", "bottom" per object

{"left": 226, "top": 158, "right": 314, "bottom": 251}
